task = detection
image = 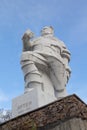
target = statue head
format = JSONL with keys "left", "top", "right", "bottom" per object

{"left": 41, "top": 26, "right": 54, "bottom": 36}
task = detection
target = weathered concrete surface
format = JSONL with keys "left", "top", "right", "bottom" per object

{"left": 12, "top": 26, "right": 71, "bottom": 117}
{"left": 41, "top": 118, "right": 87, "bottom": 130}
{"left": 0, "top": 94, "right": 87, "bottom": 130}
{"left": 21, "top": 26, "right": 71, "bottom": 97}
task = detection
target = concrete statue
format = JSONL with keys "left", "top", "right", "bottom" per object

{"left": 21, "top": 26, "right": 71, "bottom": 98}
{"left": 12, "top": 26, "right": 71, "bottom": 117}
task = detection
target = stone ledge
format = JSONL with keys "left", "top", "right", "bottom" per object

{"left": 0, "top": 94, "right": 87, "bottom": 130}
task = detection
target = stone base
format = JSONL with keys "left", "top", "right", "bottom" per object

{"left": 12, "top": 87, "right": 56, "bottom": 117}
{"left": 0, "top": 94, "right": 87, "bottom": 130}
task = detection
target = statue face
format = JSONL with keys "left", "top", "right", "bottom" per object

{"left": 41, "top": 26, "right": 54, "bottom": 36}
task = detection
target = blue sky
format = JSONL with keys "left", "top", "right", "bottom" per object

{"left": 0, "top": 0, "right": 87, "bottom": 109}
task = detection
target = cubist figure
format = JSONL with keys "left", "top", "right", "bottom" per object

{"left": 21, "top": 26, "right": 71, "bottom": 99}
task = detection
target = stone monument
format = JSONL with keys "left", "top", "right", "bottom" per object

{"left": 1, "top": 26, "right": 87, "bottom": 130}
{"left": 12, "top": 26, "right": 71, "bottom": 117}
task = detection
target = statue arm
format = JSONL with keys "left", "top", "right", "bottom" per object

{"left": 22, "top": 29, "right": 34, "bottom": 52}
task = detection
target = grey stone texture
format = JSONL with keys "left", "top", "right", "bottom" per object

{"left": 12, "top": 26, "right": 71, "bottom": 117}
{"left": 21, "top": 26, "right": 71, "bottom": 98}
{"left": 41, "top": 118, "right": 87, "bottom": 130}
{"left": 0, "top": 95, "right": 87, "bottom": 130}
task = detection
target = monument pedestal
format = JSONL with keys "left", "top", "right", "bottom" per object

{"left": 12, "top": 87, "right": 56, "bottom": 117}
{"left": 0, "top": 95, "right": 87, "bottom": 130}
